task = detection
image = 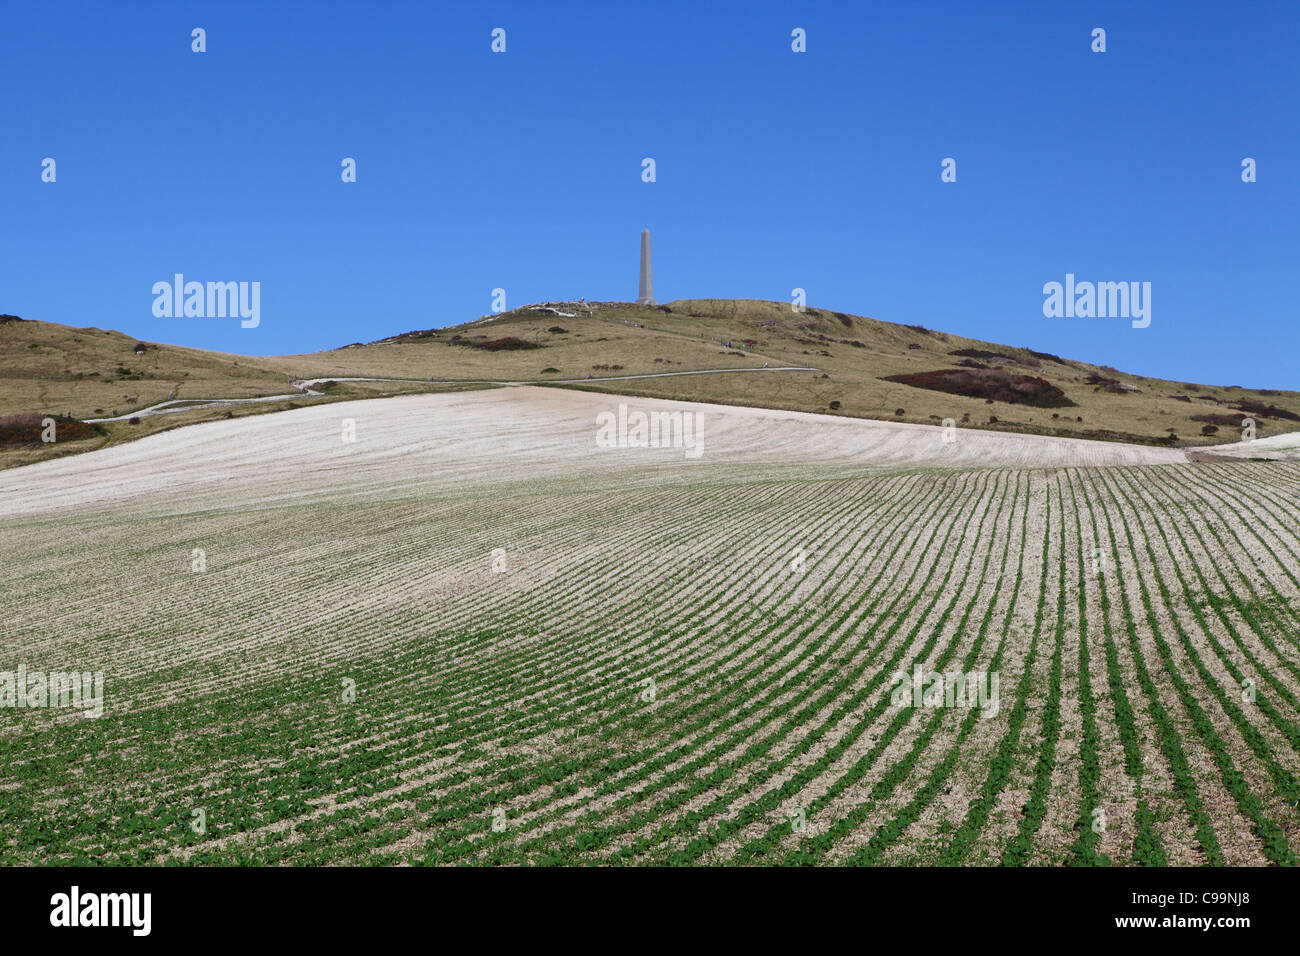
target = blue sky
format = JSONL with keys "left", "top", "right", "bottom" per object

{"left": 2, "top": 1, "right": 1296, "bottom": 387}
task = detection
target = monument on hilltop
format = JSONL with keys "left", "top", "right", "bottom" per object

{"left": 635, "top": 228, "right": 655, "bottom": 306}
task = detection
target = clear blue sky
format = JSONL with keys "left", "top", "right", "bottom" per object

{"left": 3, "top": 1, "right": 1296, "bottom": 387}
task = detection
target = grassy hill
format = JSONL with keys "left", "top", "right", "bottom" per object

{"left": 3, "top": 301, "right": 1297, "bottom": 468}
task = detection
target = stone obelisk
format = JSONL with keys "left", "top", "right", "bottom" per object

{"left": 635, "top": 228, "right": 655, "bottom": 305}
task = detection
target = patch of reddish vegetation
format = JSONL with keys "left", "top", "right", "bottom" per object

{"left": 1023, "top": 347, "right": 1071, "bottom": 366}
{"left": 950, "top": 347, "right": 1014, "bottom": 362}
{"left": 1192, "top": 412, "right": 1252, "bottom": 427}
{"left": 449, "top": 335, "right": 540, "bottom": 351}
{"left": 881, "top": 368, "right": 1076, "bottom": 408}
{"left": 0, "top": 413, "right": 104, "bottom": 445}
{"left": 1232, "top": 400, "right": 1299, "bottom": 422}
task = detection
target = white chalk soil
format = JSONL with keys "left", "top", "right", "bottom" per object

{"left": 3, "top": 386, "right": 1198, "bottom": 518}
{"left": 1199, "top": 430, "right": 1300, "bottom": 460}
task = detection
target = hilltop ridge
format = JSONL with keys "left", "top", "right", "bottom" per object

{"left": 3, "top": 299, "right": 1297, "bottom": 468}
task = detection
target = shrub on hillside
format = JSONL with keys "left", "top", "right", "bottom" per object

{"left": 1192, "top": 412, "right": 1251, "bottom": 427}
{"left": 1233, "top": 400, "right": 1299, "bottom": 422}
{"left": 881, "top": 368, "right": 1075, "bottom": 408}
{"left": 0, "top": 413, "right": 104, "bottom": 445}
{"left": 1024, "top": 348, "right": 1071, "bottom": 366}
{"left": 449, "top": 336, "right": 540, "bottom": 351}
{"left": 950, "top": 348, "right": 1013, "bottom": 361}
{"left": 471, "top": 337, "right": 540, "bottom": 351}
